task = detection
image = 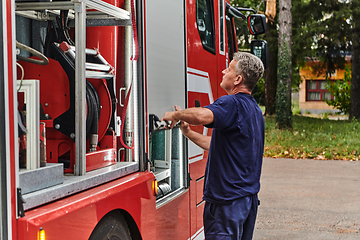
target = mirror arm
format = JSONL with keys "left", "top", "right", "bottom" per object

{"left": 236, "top": 7, "right": 256, "bottom": 14}
{"left": 225, "top": 2, "right": 246, "bottom": 20}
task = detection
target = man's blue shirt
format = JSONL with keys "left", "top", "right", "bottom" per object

{"left": 203, "top": 92, "right": 265, "bottom": 204}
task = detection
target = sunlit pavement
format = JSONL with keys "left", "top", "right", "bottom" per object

{"left": 254, "top": 157, "right": 360, "bottom": 240}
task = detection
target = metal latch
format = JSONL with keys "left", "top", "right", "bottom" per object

{"left": 17, "top": 188, "right": 26, "bottom": 217}
{"left": 187, "top": 173, "right": 192, "bottom": 188}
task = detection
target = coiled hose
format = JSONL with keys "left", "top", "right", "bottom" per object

{"left": 85, "top": 81, "right": 101, "bottom": 139}
{"left": 86, "top": 81, "right": 101, "bottom": 151}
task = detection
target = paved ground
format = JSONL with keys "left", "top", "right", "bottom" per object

{"left": 253, "top": 158, "right": 360, "bottom": 240}
{"left": 301, "top": 113, "right": 348, "bottom": 120}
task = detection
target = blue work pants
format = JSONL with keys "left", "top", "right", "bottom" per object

{"left": 203, "top": 194, "right": 259, "bottom": 240}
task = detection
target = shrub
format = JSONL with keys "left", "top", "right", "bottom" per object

{"left": 252, "top": 78, "right": 265, "bottom": 106}
{"left": 324, "top": 64, "right": 351, "bottom": 115}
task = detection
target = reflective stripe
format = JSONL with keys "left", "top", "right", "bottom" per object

{"left": 189, "top": 227, "right": 205, "bottom": 240}
{"left": 187, "top": 67, "right": 214, "bottom": 163}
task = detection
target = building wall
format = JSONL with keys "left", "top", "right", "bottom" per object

{"left": 298, "top": 60, "right": 350, "bottom": 114}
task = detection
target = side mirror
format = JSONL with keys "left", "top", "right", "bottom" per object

{"left": 248, "top": 14, "right": 266, "bottom": 35}
{"left": 251, "top": 39, "right": 268, "bottom": 68}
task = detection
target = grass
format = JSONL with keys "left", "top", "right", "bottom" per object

{"left": 264, "top": 115, "right": 360, "bottom": 161}
{"left": 292, "top": 99, "right": 300, "bottom": 114}
{"left": 258, "top": 99, "right": 299, "bottom": 114}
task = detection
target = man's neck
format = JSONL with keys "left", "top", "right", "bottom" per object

{"left": 229, "top": 85, "right": 251, "bottom": 95}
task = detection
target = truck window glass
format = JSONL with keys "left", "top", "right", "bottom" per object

{"left": 196, "top": 0, "right": 215, "bottom": 54}
{"left": 219, "top": 0, "right": 225, "bottom": 55}
{"left": 150, "top": 127, "right": 187, "bottom": 201}
{"left": 226, "top": 15, "right": 235, "bottom": 61}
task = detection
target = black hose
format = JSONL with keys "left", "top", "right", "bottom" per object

{"left": 85, "top": 81, "right": 101, "bottom": 139}
{"left": 85, "top": 84, "right": 94, "bottom": 137}
{"left": 60, "top": 10, "right": 75, "bottom": 46}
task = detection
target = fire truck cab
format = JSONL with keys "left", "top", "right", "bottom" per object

{"left": 0, "top": 0, "right": 265, "bottom": 239}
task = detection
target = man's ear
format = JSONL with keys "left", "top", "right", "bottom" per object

{"left": 234, "top": 75, "right": 243, "bottom": 86}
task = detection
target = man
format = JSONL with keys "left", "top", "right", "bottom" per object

{"left": 161, "top": 52, "right": 265, "bottom": 240}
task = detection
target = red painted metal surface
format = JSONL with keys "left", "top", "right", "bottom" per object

{"left": 186, "top": 1, "right": 234, "bottom": 238}
{"left": 187, "top": 91, "right": 212, "bottom": 139}
{"left": 190, "top": 1, "right": 222, "bottom": 94}
{"left": 85, "top": 148, "right": 116, "bottom": 172}
{"left": 4, "top": 0, "right": 18, "bottom": 238}
{"left": 16, "top": 59, "right": 112, "bottom": 143}
{"left": 189, "top": 159, "right": 207, "bottom": 238}
{"left": 16, "top": 59, "right": 114, "bottom": 172}
{"left": 86, "top": 0, "right": 119, "bottom": 75}
{"left": 18, "top": 172, "right": 156, "bottom": 240}
{"left": 155, "top": 192, "right": 191, "bottom": 240}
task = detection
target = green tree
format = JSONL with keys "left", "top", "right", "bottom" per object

{"left": 230, "top": 0, "right": 269, "bottom": 107}
{"left": 264, "top": 1, "right": 278, "bottom": 115}
{"left": 306, "top": 0, "right": 350, "bottom": 77}
{"left": 278, "top": 0, "right": 360, "bottom": 120}
{"left": 230, "top": 0, "right": 264, "bottom": 50}
{"left": 302, "top": 0, "right": 360, "bottom": 119}
{"left": 231, "top": 0, "right": 304, "bottom": 116}
{"left": 325, "top": 65, "right": 351, "bottom": 115}
{"left": 230, "top": 0, "right": 279, "bottom": 115}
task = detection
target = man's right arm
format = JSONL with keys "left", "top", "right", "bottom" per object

{"left": 161, "top": 107, "right": 214, "bottom": 129}
{"left": 180, "top": 123, "right": 211, "bottom": 151}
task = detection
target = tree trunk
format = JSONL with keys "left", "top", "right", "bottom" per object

{"left": 350, "top": 5, "right": 360, "bottom": 120}
{"left": 276, "top": 0, "right": 292, "bottom": 129}
{"left": 278, "top": 0, "right": 292, "bottom": 99}
{"left": 351, "top": 43, "right": 360, "bottom": 120}
{"left": 265, "top": 20, "right": 278, "bottom": 116}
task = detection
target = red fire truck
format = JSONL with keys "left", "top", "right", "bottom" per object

{"left": 0, "top": 0, "right": 266, "bottom": 239}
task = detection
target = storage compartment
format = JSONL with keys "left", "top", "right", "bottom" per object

{"left": 150, "top": 127, "right": 186, "bottom": 199}
{"left": 19, "top": 163, "right": 63, "bottom": 194}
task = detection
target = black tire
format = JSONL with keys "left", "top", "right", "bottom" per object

{"left": 89, "top": 212, "right": 132, "bottom": 240}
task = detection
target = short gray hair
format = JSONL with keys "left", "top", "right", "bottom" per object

{"left": 233, "top": 52, "right": 264, "bottom": 91}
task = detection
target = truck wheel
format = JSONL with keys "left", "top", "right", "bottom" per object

{"left": 89, "top": 212, "right": 132, "bottom": 240}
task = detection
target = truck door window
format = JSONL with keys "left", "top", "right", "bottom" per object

{"left": 196, "top": 0, "right": 215, "bottom": 54}
{"left": 226, "top": 15, "right": 235, "bottom": 61}
{"left": 219, "top": 0, "right": 225, "bottom": 55}
{"left": 150, "top": 127, "right": 187, "bottom": 201}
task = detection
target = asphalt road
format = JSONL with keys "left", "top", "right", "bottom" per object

{"left": 253, "top": 158, "right": 360, "bottom": 240}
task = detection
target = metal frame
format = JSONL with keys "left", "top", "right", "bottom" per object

{"left": 124, "top": 0, "right": 134, "bottom": 162}
{"left": 16, "top": 80, "right": 40, "bottom": 170}
{"left": 1, "top": 0, "right": 18, "bottom": 235}
{"left": 1, "top": 0, "right": 9, "bottom": 236}
{"left": 73, "top": 0, "right": 86, "bottom": 175}
{"left": 135, "top": 0, "right": 146, "bottom": 171}
{"left": 15, "top": 0, "right": 131, "bottom": 176}
{"left": 154, "top": 129, "right": 172, "bottom": 184}
{"left": 15, "top": 0, "right": 130, "bottom": 20}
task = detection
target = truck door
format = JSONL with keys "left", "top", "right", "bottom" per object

{"left": 187, "top": 0, "right": 220, "bottom": 238}
{"left": 187, "top": 1, "right": 240, "bottom": 238}
{"left": 144, "top": 0, "right": 190, "bottom": 239}
{"left": 1, "top": 0, "right": 17, "bottom": 238}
